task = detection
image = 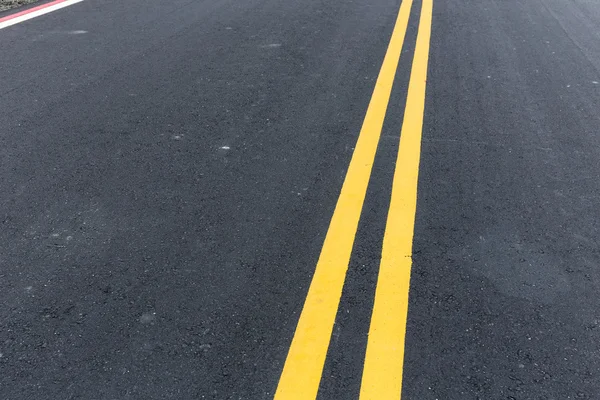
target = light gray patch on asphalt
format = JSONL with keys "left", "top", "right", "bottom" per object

{"left": 467, "top": 228, "right": 570, "bottom": 303}
{"left": 139, "top": 312, "right": 156, "bottom": 324}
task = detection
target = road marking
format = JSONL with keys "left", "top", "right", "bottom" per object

{"left": 0, "top": 0, "right": 84, "bottom": 30}
{"left": 359, "top": 0, "right": 433, "bottom": 397}
{"left": 273, "top": 0, "right": 414, "bottom": 398}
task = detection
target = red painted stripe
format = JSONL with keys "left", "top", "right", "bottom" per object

{"left": 0, "top": 0, "right": 71, "bottom": 23}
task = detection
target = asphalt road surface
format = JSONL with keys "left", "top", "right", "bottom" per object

{"left": 2, "top": 0, "right": 600, "bottom": 398}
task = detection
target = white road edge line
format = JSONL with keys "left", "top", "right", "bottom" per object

{"left": 0, "top": 0, "right": 84, "bottom": 30}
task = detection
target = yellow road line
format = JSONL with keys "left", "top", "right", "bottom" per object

{"left": 274, "top": 1, "right": 415, "bottom": 398}
{"left": 359, "top": 0, "right": 433, "bottom": 397}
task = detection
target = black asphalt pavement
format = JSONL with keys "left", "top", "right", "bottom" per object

{"left": 2, "top": 0, "right": 600, "bottom": 398}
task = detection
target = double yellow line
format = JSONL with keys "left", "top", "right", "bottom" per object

{"left": 275, "top": 0, "right": 433, "bottom": 397}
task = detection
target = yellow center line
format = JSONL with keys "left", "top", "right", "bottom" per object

{"left": 274, "top": 0, "right": 415, "bottom": 398}
{"left": 359, "top": 0, "right": 433, "bottom": 397}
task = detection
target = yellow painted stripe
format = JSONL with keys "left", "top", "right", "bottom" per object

{"left": 359, "top": 0, "right": 433, "bottom": 397}
{"left": 274, "top": 1, "right": 415, "bottom": 398}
